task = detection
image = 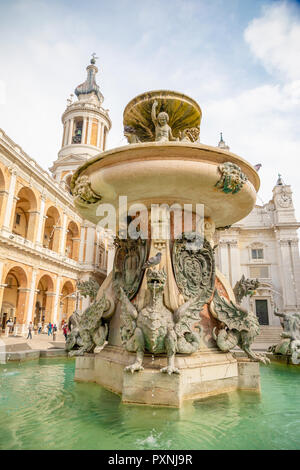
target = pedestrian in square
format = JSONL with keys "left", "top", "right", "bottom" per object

{"left": 27, "top": 322, "right": 33, "bottom": 340}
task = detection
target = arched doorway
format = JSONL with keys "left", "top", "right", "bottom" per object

{"left": 1, "top": 266, "right": 28, "bottom": 330}
{"left": 12, "top": 187, "right": 37, "bottom": 241}
{"left": 35, "top": 275, "right": 54, "bottom": 326}
{"left": 43, "top": 206, "right": 61, "bottom": 252}
{"left": 59, "top": 280, "right": 75, "bottom": 325}
{"left": 65, "top": 221, "right": 80, "bottom": 260}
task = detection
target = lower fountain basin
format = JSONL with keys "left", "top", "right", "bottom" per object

{"left": 74, "top": 346, "right": 260, "bottom": 407}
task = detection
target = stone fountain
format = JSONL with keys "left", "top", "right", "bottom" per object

{"left": 69, "top": 90, "right": 269, "bottom": 407}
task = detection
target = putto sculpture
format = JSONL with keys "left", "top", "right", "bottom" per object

{"left": 151, "top": 100, "right": 177, "bottom": 142}
{"left": 268, "top": 311, "right": 300, "bottom": 364}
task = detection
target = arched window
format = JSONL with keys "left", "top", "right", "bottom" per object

{"left": 13, "top": 187, "right": 37, "bottom": 241}
{"left": 43, "top": 207, "right": 61, "bottom": 252}
{"left": 65, "top": 221, "right": 80, "bottom": 260}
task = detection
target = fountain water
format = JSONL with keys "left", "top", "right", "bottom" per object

{"left": 70, "top": 90, "right": 268, "bottom": 407}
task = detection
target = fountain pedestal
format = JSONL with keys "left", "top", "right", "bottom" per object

{"left": 75, "top": 347, "right": 260, "bottom": 407}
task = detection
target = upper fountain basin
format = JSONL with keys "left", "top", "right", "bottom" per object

{"left": 71, "top": 141, "right": 260, "bottom": 229}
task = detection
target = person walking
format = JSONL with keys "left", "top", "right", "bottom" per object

{"left": 27, "top": 322, "right": 33, "bottom": 340}
{"left": 47, "top": 322, "right": 52, "bottom": 336}
{"left": 38, "top": 321, "right": 42, "bottom": 334}
{"left": 62, "top": 324, "right": 68, "bottom": 340}
{"left": 52, "top": 324, "right": 57, "bottom": 341}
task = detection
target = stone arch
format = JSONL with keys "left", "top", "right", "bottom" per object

{"left": 1, "top": 266, "right": 28, "bottom": 329}
{"left": 59, "top": 279, "right": 76, "bottom": 324}
{"left": 43, "top": 206, "right": 62, "bottom": 252}
{"left": 65, "top": 220, "right": 80, "bottom": 260}
{"left": 35, "top": 274, "right": 55, "bottom": 325}
{"left": 12, "top": 187, "right": 38, "bottom": 241}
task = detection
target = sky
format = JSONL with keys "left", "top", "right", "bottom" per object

{"left": 0, "top": 0, "right": 299, "bottom": 218}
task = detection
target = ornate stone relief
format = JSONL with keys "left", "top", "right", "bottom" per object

{"left": 72, "top": 175, "right": 102, "bottom": 204}
{"left": 215, "top": 162, "right": 248, "bottom": 194}
{"left": 172, "top": 232, "right": 215, "bottom": 309}
{"left": 112, "top": 236, "right": 148, "bottom": 299}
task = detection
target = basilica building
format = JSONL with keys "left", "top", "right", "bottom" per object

{"left": 0, "top": 57, "right": 114, "bottom": 333}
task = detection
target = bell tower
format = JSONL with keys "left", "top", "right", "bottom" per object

{"left": 50, "top": 55, "right": 112, "bottom": 185}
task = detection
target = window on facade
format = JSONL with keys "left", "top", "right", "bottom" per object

{"left": 249, "top": 266, "right": 269, "bottom": 278}
{"left": 251, "top": 248, "right": 264, "bottom": 259}
{"left": 15, "top": 213, "right": 21, "bottom": 225}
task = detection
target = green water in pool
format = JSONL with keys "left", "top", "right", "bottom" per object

{"left": 0, "top": 358, "right": 299, "bottom": 450}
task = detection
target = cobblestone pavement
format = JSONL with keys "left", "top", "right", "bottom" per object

{"left": 0, "top": 330, "right": 66, "bottom": 350}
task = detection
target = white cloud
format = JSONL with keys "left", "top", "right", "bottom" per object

{"left": 244, "top": 2, "right": 300, "bottom": 81}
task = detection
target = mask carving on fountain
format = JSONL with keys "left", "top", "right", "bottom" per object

{"left": 72, "top": 175, "right": 102, "bottom": 205}
{"left": 215, "top": 162, "right": 248, "bottom": 194}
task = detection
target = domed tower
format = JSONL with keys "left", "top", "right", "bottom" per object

{"left": 50, "top": 55, "right": 112, "bottom": 187}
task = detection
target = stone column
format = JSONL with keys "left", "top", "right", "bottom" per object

{"left": 68, "top": 119, "right": 74, "bottom": 145}
{"left": 277, "top": 238, "right": 296, "bottom": 311}
{"left": 0, "top": 259, "right": 6, "bottom": 317}
{"left": 59, "top": 212, "right": 68, "bottom": 255}
{"left": 52, "top": 276, "right": 62, "bottom": 325}
{"left": 290, "top": 239, "right": 300, "bottom": 310}
{"left": 25, "top": 268, "right": 38, "bottom": 325}
{"left": 85, "top": 226, "right": 96, "bottom": 265}
{"left": 87, "top": 118, "right": 92, "bottom": 146}
{"left": 2, "top": 167, "right": 17, "bottom": 231}
{"left": 100, "top": 122, "right": 104, "bottom": 150}
{"left": 16, "top": 287, "right": 31, "bottom": 326}
{"left": 35, "top": 195, "right": 46, "bottom": 246}
{"left": 78, "top": 226, "right": 86, "bottom": 262}
{"left": 82, "top": 117, "right": 87, "bottom": 144}
{"left": 96, "top": 119, "right": 101, "bottom": 148}
{"left": 44, "top": 292, "right": 56, "bottom": 324}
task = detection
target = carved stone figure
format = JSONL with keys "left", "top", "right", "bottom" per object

{"left": 118, "top": 268, "right": 202, "bottom": 375}
{"left": 151, "top": 100, "right": 177, "bottom": 142}
{"left": 66, "top": 294, "right": 110, "bottom": 357}
{"left": 72, "top": 175, "right": 102, "bottom": 204}
{"left": 123, "top": 125, "right": 141, "bottom": 144}
{"left": 77, "top": 278, "right": 100, "bottom": 302}
{"left": 66, "top": 309, "right": 83, "bottom": 352}
{"left": 112, "top": 236, "right": 148, "bottom": 299}
{"left": 209, "top": 290, "right": 270, "bottom": 364}
{"left": 179, "top": 127, "right": 200, "bottom": 143}
{"left": 233, "top": 275, "right": 260, "bottom": 304}
{"left": 172, "top": 233, "right": 215, "bottom": 309}
{"left": 215, "top": 162, "right": 248, "bottom": 194}
{"left": 268, "top": 311, "right": 300, "bottom": 364}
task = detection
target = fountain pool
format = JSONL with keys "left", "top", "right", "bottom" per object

{"left": 0, "top": 358, "right": 299, "bottom": 450}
